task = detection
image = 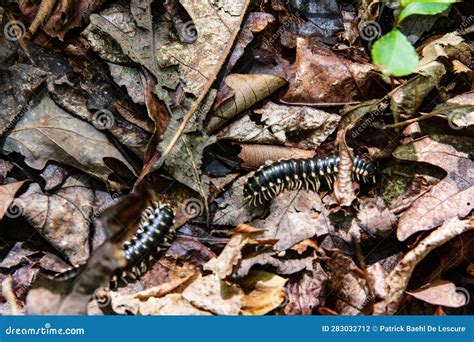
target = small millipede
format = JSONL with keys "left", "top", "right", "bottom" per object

{"left": 243, "top": 155, "right": 376, "bottom": 206}
{"left": 111, "top": 202, "right": 175, "bottom": 287}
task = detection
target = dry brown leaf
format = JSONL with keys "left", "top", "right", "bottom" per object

{"left": 281, "top": 37, "right": 382, "bottom": 105}
{"left": 334, "top": 100, "right": 383, "bottom": 206}
{"left": 394, "top": 135, "right": 474, "bottom": 241}
{"left": 219, "top": 102, "right": 340, "bottom": 149}
{"left": 374, "top": 217, "right": 473, "bottom": 315}
{"left": 238, "top": 144, "right": 316, "bottom": 170}
{"left": 0, "top": 181, "right": 26, "bottom": 220}
{"left": 0, "top": 94, "right": 135, "bottom": 188}
{"left": 205, "top": 74, "right": 287, "bottom": 133}
{"left": 284, "top": 263, "right": 328, "bottom": 315}
{"left": 433, "top": 91, "right": 474, "bottom": 129}
{"left": 15, "top": 175, "right": 94, "bottom": 266}
{"left": 407, "top": 280, "right": 468, "bottom": 308}
{"left": 138, "top": 294, "right": 212, "bottom": 315}
{"left": 252, "top": 191, "right": 333, "bottom": 251}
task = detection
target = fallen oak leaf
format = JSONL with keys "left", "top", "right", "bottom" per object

{"left": 374, "top": 217, "right": 473, "bottom": 315}
{"left": 394, "top": 135, "right": 474, "bottom": 241}
{"left": 0, "top": 94, "right": 136, "bottom": 189}
{"left": 252, "top": 190, "right": 333, "bottom": 251}
{"left": 15, "top": 175, "right": 94, "bottom": 266}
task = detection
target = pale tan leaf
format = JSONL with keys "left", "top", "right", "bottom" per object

{"left": 407, "top": 280, "right": 469, "bottom": 308}
{"left": 206, "top": 74, "right": 287, "bottom": 133}
{"left": 239, "top": 271, "right": 287, "bottom": 315}
{"left": 0, "top": 181, "right": 26, "bottom": 220}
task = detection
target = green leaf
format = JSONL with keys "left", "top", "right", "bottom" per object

{"left": 371, "top": 29, "right": 419, "bottom": 77}
{"left": 400, "top": 0, "right": 458, "bottom": 6}
{"left": 399, "top": 2, "right": 451, "bottom": 22}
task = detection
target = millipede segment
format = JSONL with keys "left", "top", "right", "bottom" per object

{"left": 111, "top": 202, "right": 175, "bottom": 287}
{"left": 243, "top": 155, "right": 376, "bottom": 206}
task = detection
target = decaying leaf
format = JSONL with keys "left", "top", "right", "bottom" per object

{"left": 282, "top": 37, "right": 382, "bottom": 105}
{"left": 15, "top": 175, "right": 94, "bottom": 266}
{"left": 0, "top": 94, "right": 135, "bottom": 189}
{"left": 394, "top": 135, "right": 473, "bottom": 241}
{"left": 253, "top": 191, "right": 332, "bottom": 251}
{"left": 181, "top": 273, "right": 243, "bottom": 315}
{"left": 374, "top": 217, "right": 473, "bottom": 315}
{"left": 218, "top": 102, "right": 340, "bottom": 149}
{"left": 206, "top": 74, "right": 287, "bottom": 134}
{"left": 238, "top": 144, "right": 316, "bottom": 170}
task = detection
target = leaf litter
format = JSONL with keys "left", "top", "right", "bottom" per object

{"left": 0, "top": 0, "right": 472, "bottom": 316}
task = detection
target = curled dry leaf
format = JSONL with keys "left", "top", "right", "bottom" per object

{"left": 433, "top": 91, "right": 474, "bottom": 129}
{"left": 0, "top": 94, "right": 135, "bottom": 188}
{"left": 226, "top": 12, "right": 276, "bottom": 75}
{"left": 374, "top": 217, "right": 473, "bottom": 315}
{"left": 334, "top": 100, "right": 384, "bottom": 206}
{"left": 238, "top": 144, "right": 316, "bottom": 170}
{"left": 407, "top": 280, "right": 468, "bottom": 308}
{"left": 15, "top": 175, "right": 94, "bottom": 266}
{"left": 205, "top": 74, "right": 287, "bottom": 134}
{"left": 390, "top": 62, "right": 446, "bottom": 122}
{"left": 394, "top": 135, "right": 474, "bottom": 241}
{"left": 218, "top": 102, "right": 340, "bottom": 149}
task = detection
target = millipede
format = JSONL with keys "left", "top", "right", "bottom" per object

{"left": 111, "top": 202, "right": 175, "bottom": 287}
{"left": 243, "top": 155, "right": 376, "bottom": 206}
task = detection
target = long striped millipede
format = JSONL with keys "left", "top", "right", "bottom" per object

{"left": 243, "top": 155, "right": 376, "bottom": 206}
{"left": 111, "top": 202, "right": 175, "bottom": 287}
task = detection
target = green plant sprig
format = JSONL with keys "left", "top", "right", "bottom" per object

{"left": 371, "top": 0, "right": 460, "bottom": 77}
